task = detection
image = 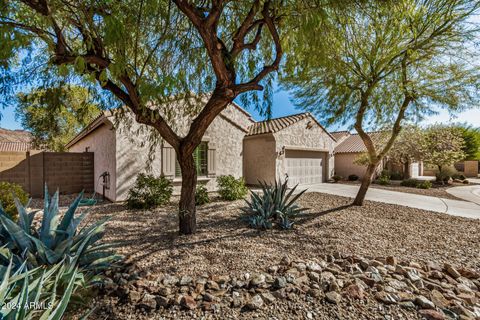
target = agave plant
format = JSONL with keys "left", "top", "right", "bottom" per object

{"left": 0, "top": 258, "right": 85, "bottom": 320}
{"left": 242, "top": 177, "right": 307, "bottom": 230}
{"left": 0, "top": 186, "right": 121, "bottom": 272}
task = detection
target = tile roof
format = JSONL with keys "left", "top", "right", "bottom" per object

{"left": 0, "top": 141, "right": 34, "bottom": 152}
{"left": 247, "top": 113, "right": 312, "bottom": 136}
{"left": 334, "top": 132, "right": 385, "bottom": 154}
{"left": 331, "top": 131, "right": 350, "bottom": 141}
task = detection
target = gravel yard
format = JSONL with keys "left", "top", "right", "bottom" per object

{"left": 70, "top": 192, "right": 480, "bottom": 319}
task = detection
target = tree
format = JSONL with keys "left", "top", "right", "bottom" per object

{"left": 1, "top": 0, "right": 288, "bottom": 234}
{"left": 282, "top": 0, "right": 480, "bottom": 205}
{"left": 422, "top": 125, "right": 465, "bottom": 172}
{"left": 387, "top": 126, "right": 426, "bottom": 179}
{"left": 16, "top": 86, "right": 101, "bottom": 151}
{"left": 455, "top": 124, "right": 480, "bottom": 160}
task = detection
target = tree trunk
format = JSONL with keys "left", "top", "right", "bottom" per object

{"left": 178, "top": 152, "right": 197, "bottom": 235}
{"left": 404, "top": 160, "right": 411, "bottom": 179}
{"left": 353, "top": 163, "right": 378, "bottom": 206}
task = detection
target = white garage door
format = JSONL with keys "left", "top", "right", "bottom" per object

{"left": 285, "top": 150, "right": 324, "bottom": 186}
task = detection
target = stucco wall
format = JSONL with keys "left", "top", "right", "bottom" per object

{"left": 273, "top": 117, "right": 336, "bottom": 181}
{"left": 243, "top": 134, "right": 277, "bottom": 185}
{"left": 68, "top": 121, "right": 117, "bottom": 201}
{"left": 113, "top": 103, "right": 250, "bottom": 200}
{"left": 334, "top": 152, "right": 383, "bottom": 179}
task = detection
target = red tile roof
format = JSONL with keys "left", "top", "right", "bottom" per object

{"left": 0, "top": 128, "right": 35, "bottom": 151}
{"left": 334, "top": 132, "right": 386, "bottom": 154}
{"left": 0, "top": 141, "right": 33, "bottom": 152}
{"left": 247, "top": 113, "right": 311, "bottom": 136}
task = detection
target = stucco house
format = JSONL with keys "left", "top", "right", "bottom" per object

{"left": 66, "top": 105, "right": 336, "bottom": 202}
{"left": 333, "top": 131, "right": 422, "bottom": 179}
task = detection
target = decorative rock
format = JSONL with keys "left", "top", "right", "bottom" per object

{"left": 246, "top": 294, "right": 264, "bottom": 310}
{"left": 268, "top": 265, "right": 279, "bottom": 274}
{"left": 375, "top": 292, "right": 397, "bottom": 304}
{"left": 386, "top": 256, "right": 397, "bottom": 266}
{"left": 280, "top": 256, "right": 291, "bottom": 266}
{"left": 458, "top": 267, "right": 480, "bottom": 279}
{"left": 430, "top": 290, "right": 449, "bottom": 309}
{"left": 128, "top": 290, "right": 142, "bottom": 303}
{"left": 163, "top": 275, "right": 179, "bottom": 286}
{"left": 342, "top": 284, "right": 364, "bottom": 300}
{"left": 414, "top": 295, "right": 435, "bottom": 309}
{"left": 418, "top": 309, "right": 445, "bottom": 320}
{"left": 274, "top": 276, "right": 287, "bottom": 289}
{"left": 181, "top": 295, "right": 197, "bottom": 310}
{"left": 306, "top": 261, "right": 322, "bottom": 273}
{"left": 156, "top": 295, "right": 170, "bottom": 307}
{"left": 325, "top": 291, "right": 342, "bottom": 304}
{"left": 139, "top": 293, "right": 157, "bottom": 310}
{"left": 260, "top": 292, "right": 276, "bottom": 304}
{"left": 445, "top": 264, "right": 461, "bottom": 279}
{"left": 179, "top": 276, "right": 192, "bottom": 286}
{"left": 250, "top": 273, "right": 266, "bottom": 287}
{"left": 206, "top": 280, "right": 220, "bottom": 290}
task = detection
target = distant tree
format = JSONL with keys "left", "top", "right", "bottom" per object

{"left": 1, "top": 0, "right": 288, "bottom": 234}
{"left": 455, "top": 124, "right": 480, "bottom": 160}
{"left": 282, "top": 0, "right": 480, "bottom": 205}
{"left": 422, "top": 125, "right": 466, "bottom": 172}
{"left": 387, "top": 126, "right": 426, "bottom": 179}
{"left": 16, "top": 86, "right": 101, "bottom": 151}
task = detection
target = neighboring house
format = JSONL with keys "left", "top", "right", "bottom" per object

{"left": 0, "top": 128, "right": 36, "bottom": 152}
{"left": 333, "top": 131, "right": 422, "bottom": 179}
{"left": 67, "top": 105, "right": 336, "bottom": 201}
{"left": 243, "top": 113, "right": 336, "bottom": 187}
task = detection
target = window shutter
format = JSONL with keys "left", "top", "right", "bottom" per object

{"left": 162, "top": 144, "right": 176, "bottom": 177}
{"left": 208, "top": 147, "right": 216, "bottom": 176}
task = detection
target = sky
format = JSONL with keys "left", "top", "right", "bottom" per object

{"left": 1, "top": 83, "right": 479, "bottom": 131}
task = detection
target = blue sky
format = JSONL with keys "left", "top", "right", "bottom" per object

{"left": 1, "top": 83, "right": 479, "bottom": 131}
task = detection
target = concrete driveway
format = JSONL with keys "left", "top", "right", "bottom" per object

{"left": 446, "top": 184, "right": 480, "bottom": 206}
{"left": 303, "top": 183, "right": 480, "bottom": 220}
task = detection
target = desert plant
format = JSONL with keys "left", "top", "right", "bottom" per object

{"left": 0, "top": 182, "right": 29, "bottom": 221}
{"left": 0, "top": 187, "right": 121, "bottom": 271}
{"left": 401, "top": 179, "right": 419, "bottom": 188}
{"left": 0, "top": 259, "right": 85, "bottom": 319}
{"left": 216, "top": 175, "right": 248, "bottom": 201}
{"left": 348, "top": 174, "right": 359, "bottom": 181}
{"left": 127, "top": 173, "right": 173, "bottom": 209}
{"left": 332, "top": 175, "right": 343, "bottom": 182}
{"left": 242, "top": 178, "right": 307, "bottom": 230}
{"left": 417, "top": 181, "right": 432, "bottom": 189}
{"left": 195, "top": 185, "right": 210, "bottom": 206}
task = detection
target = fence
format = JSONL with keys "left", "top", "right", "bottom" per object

{"left": 0, "top": 151, "right": 94, "bottom": 197}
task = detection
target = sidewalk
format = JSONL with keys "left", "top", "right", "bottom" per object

{"left": 304, "top": 183, "right": 480, "bottom": 220}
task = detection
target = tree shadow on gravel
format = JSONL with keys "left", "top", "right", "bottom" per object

{"left": 296, "top": 204, "right": 353, "bottom": 225}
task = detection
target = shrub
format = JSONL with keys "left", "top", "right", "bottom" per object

{"left": 0, "top": 182, "right": 29, "bottom": 221}
{"left": 380, "top": 170, "right": 391, "bottom": 179}
{"left": 348, "top": 174, "right": 359, "bottom": 181}
{"left": 127, "top": 173, "right": 173, "bottom": 209}
{"left": 0, "top": 186, "right": 121, "bottom": 271}
{"left": 378, "top": 175, "right": 390, "bottom": 185}
{"left": 390, "top": 171, "right": 404, "bottom": 180}
{"left": 242, "top": 178, "right": 307, "bottom": 230}
{"left": 217, "top": 175, "right": 248, "bottom": 201}
{"left": 417, "top": 180, "right": 432, "bottom": 189}
{"left": 401, "top": 179, "right": 419, "bottom": 188}
{"left": 452, "top": 173, "right": 466, "bottom": 181}
{"left": 435, "top": 167, "right": 458, "bottom": 184}
{"left": 463, "top": 179, "right": 470, "bottom": 184}
{"left": 195, "top": 184, "right": 210, "bottom": 205}
{"left": 332, "top": 175, "right": 342, "bottom": 182}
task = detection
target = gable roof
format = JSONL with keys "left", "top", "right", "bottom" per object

{"left": 246, "top": 112, "right": 336, "bottom": 141}
{"left": 0, "top": 128, "right": 36, "bottom": 152}
{"left": 331, "top": 131, "right": 350, "bottom": 141}
{"left": 334, "top": 132, "right": 385, "bottom": 154}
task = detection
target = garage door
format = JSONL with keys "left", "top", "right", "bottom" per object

{"left": 285, "top": 150, "right": 324, "bottom": 186}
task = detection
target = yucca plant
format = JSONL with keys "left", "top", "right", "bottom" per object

{"left": 242, "top": 178, "right": 307, "bottom": 230}
{"left": 0, "top": 186, "right": 121, "bottom": 272}
{"left": 0, "top": 258, "right": 85, "bottom": 319}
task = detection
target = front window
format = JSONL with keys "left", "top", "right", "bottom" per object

{"left": 175, "top": 141, "right": 208, "bottom": 177}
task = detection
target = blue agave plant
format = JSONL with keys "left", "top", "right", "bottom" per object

{"left": 0, "top": 186, "right": 121, "bottom": 272}
{"left": 242, "top": 178, "right": 307, "bottom": 230}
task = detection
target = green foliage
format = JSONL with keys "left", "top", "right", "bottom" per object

{"left": 332, "top": 175, "right": 343, "bottom": 182}
{"left": 378, "top": 175, "right": 390, "bottom": 186}
{"left": 387, "top": 126, "right": 426, "bottom": 167}
{"left": 435, "top": 167, "right": 459, "bottom": 184}
{"left": 216, "top": 175, "right": 248, "bottom": 201}
{"left": 0, "top": 187, "right": 121, "bottom": 271}
{"left": 390, "top": 172, "right": 404, "bottom": 181}
{"left": 348, "top": 174, "right": 359, "bottom": 181}
{"left": 195, "top": 185, "right": 210, "bottom": 206}
{"left": 417, "top": 181, "right": 432, "bottom": 189}
{"left": 455, "top": 124, "right": 480, "bottom": 160}
{"left": 15, "top": 86, "right": 101, "bottom": 151}
{"left": 242, "top": 178, "right": 307, "bottom": 230}
{"left": 0, "top": 182, "right": 28, "bottom": 221}
{"left": 127, "top": 174, "right": 173, "bottom": 209}
{"left": 0, "top": 259, "right": 85, "bottom": 320}
{"left": 423, "top": 125, "right": 466, "bottom": 172}
{"left": 401, "top": 179, "right": 420, "bottom": 188}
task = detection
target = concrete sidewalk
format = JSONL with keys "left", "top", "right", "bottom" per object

{"left": 446, "top": 185, "right": 480, "bottom": 206}
{"left": 304, "top": 183, "right": 480, "bottom": 220}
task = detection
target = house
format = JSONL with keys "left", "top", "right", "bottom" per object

{"left": 66, "top": 105, "right": 336, "bottom": 202}
{"left": 333, "top": 131, "right": 422, "bottom": 179}
{"left": 0, "top": 128, "right": 36, "bottom": 152}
